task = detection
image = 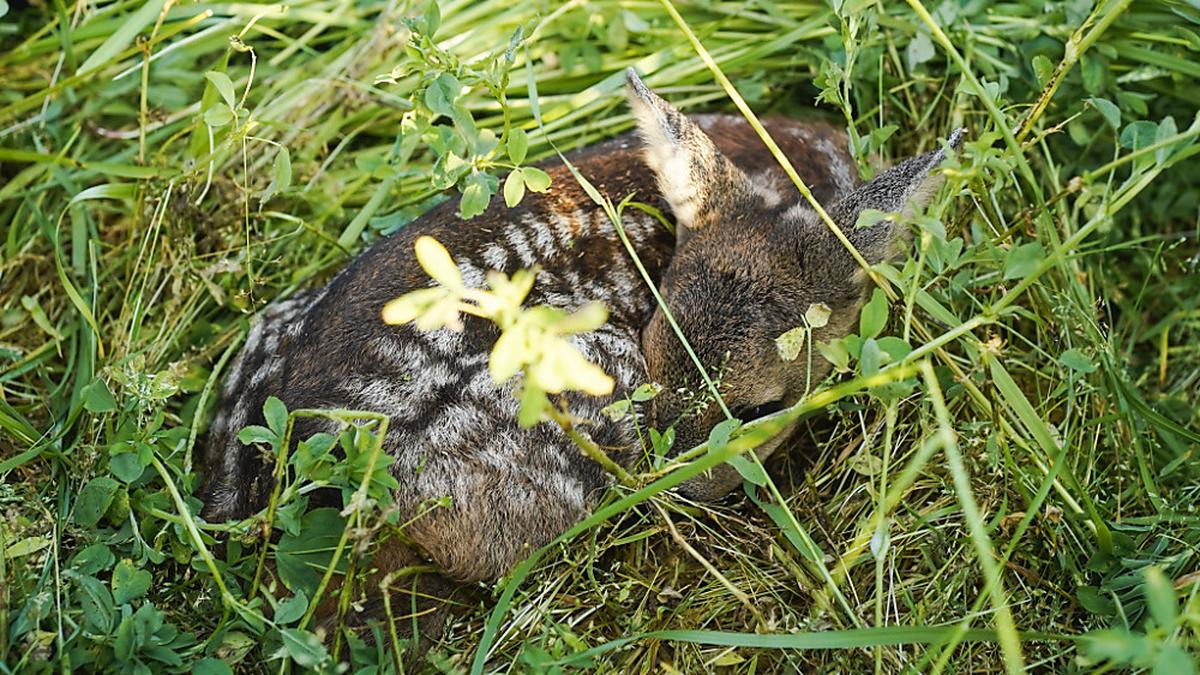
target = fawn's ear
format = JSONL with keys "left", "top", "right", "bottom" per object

{"left": 831, "top": 129, "right": 965, "bottom": 263}
{"left": 625, "top": 68, "right": 756, "bottom": 244}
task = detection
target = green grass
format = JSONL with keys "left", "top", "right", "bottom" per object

{"left": 2, "top": 0, "right": 1200, "bottom": 672}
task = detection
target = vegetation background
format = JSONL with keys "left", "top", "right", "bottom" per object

{"left": 1, "top": 0, "right": 1199, "bottom": 672}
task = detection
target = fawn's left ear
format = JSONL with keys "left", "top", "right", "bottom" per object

{"left": 625, "top": 68, "right": 756, "bottom": 244}
{"left": 831, "top": 128, "right": 966, "bottom": 263}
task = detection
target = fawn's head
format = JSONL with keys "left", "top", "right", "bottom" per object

{"left": 625, "top": 69, "right": 962, "bottom": 500}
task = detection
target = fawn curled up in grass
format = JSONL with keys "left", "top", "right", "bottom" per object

{"left": 197, "top": 69, "right": 961, "bottom": 642}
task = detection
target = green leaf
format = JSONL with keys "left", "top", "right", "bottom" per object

{"left": 75, "top": 476, "right": 120, "bottom": 527}
{"left": 1154, "top": 645, "right": 1196, "bottom": 675}
{"left": 237, "top": 425, "right": 276, "bottom": 447}
{"left": 874, "top": 336, "right": 912, "bottom": 362}
{"left": 866, "top": 125, "right": 899, "bottom": 154}
{"left": 775, "top": 326, "right": 807, "bottom": 362}
{"left": 204, "top": 71, "right": 238, "bottom": 110}
{"left": 726, "top": 454, "right": 767, "bottom": 486}
{"left": 622, "top": 9, "right": 649, "bottom": 32}
{"left": 77, "top": 0, "right": 168, "bottom": 75}
{"left": 860, "top": 337, "right": 882, "bottom": 376}
{"left": 650, "top": 426, "right": 675, "bottom": 457}
{"left": 854, "top": 208, "right": 890, "bottom": 230}
{"left": 707, "top": 418, "right": 741, "bottom": 452}
{"left": 1076, "top": 585, "right": 1115, "bottom": 616}
{"left": 70, "top": 543, "right": 115, "bottom": 574}
{"left": 114, "top": 614, "right": 136, "bottom": 661}
{"left": 274, "top": 592, "right": 308, "bottom": 625}
{"left": 69, "top": 183, "right": 138, "bottom": 205}
{"left": 805, "top": 302, "right": 831, "bottom": 328}
{"left": 260, "top": 147, "right": 292, "bottom": 203}
{"left": 516, "top": 381, "right": 547, "bottom": 427}
{"left": 4, "top": 536, "right": 50, "bottom": 559}
{"left": 503, "top": 170, "right": 526, "bottom": 208}
{"left": 460, "top": 172, "right": 494, "bottom": 219}
{"left": 1032, "top": 55, "right": 1054, "bottom": 87}
{"left": 421, "top": 0, "right": 441, "bottom": 35}
{"left": 278, "top": 628, "right": 328, "bottom": 669}
{"left": 507, "top": 127, "right": 529, "bottom": 165}
{"left": 601, "top": 399, "right": 631, "bottom": 421}
{"left": 263, "top": 396, "right": 288, "bottom": 435}
{"left": 1089, "top": 97, "right": 1121, "bottom": 131}
{"left": 276, "top": 508, "right": 348, "bottom": 597}
{"left": 1155, "top": 116, "right": 1178, "bottom": 164}
{"left": 1120, "top": 120, "right": 1158, "bottom": 150}
{"left": 522, "top": 166, "right": 552, "bottom": 192}
{"left": 112, "top": 559, "right": 152, "bottom": 604}
{"left": 424, "top": 73, "right": 461, "bottom": 118}
{"left": 817, "top": 338, "right": 850, "bottom": 372}
{"left": 75, "top": 574, "right": 116, "bottom": 634}
{"left": 192, "top": 658, "right": 234, "bottom": 675}
{"left": 1059, "top": 348, "right": 1097, "bottom": 374}
{"left": 631, "top": 383, "right": 662, "bottom": 402}
{"left": 81, "top": 378, "right": 118, "bottom": 413}
{"left": 906, "top": 31, "right": 935, "bottom": 70}
{"left": 109, "top": 452, "right": 144, "bottom": 483}
{"left": 1003, "top": 241, "right": 1044, "bottom": 280}
{"left": 1081, "top": 54, "right": 1106, "bottom": 94}
{"left": 204, "top": 104, "right": 233, "bottom": 128}
{"left": 1080, "top": 628, "right": 1149, "bottom": 665}
{"left": 859, "top": 288, "right": 888, "bottom": 339}
{"left": 1143, "top": 566, "right": 1179, "bottom": 629}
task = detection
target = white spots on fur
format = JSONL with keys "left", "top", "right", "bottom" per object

{"left": 466, "top": 368, "right": 499, "bottom": 398}
{"left": 370, "top": 337, "right": 425, "bottom": 373}
{"left": 816, "top": 136, "right": 855, "bottom": 195}
{"left": 421, "top": 360, "right": 459, "bottom": 390}
{"left": 422, "top": 327, "right": 465, "bottom": 356}
{"left": 224, "top": 323, "right": 263, "bottom": 394}
{"left": 458, "top": 259, "right": 486, "bottom": 288}
{"left": 354, "top": 377, "right": 412, "bottom": 418}
{"left": 749, "top": 169, "right": 785, "bottom": 208}
{"left": 247, "top": 366, "right": 272, "bottom": 389}
{"left": 782, "top": 199, "right": 821, "bottom": 225}
{"left": 425, "top": 402, "right": 485, "bottom": 454}
{"left": 549, "top": 212, "right": 576, "bottom": 249}
{"left": 481, "top": 243, "right": 509, "bottom": 271}
{"left": 504, "top": 226, "right": 536, "bottom": 266}
{"left": 285, "top": 318, "right": 305, "bottom": 338}
{"left": 526, "top": 213, "right": 560, "bottom": 258}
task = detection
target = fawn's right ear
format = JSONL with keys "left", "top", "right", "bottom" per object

{"left": 626, "top": 69, "right": 756, "bottom": 245}
{"left": 830, "top": 129, "right": 965, "bottom": 263}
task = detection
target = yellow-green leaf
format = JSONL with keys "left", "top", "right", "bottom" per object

{"left": 381, "top": 287, "right": 447, "bottom": 325}
{"left": 775, "top": 326, "right": 807, "bottom": 361}
{"left": 503, "top": 170, "right": 525, "bottom": 208}
{"left": 522, "top": 166, "right": 552, "bottom": 192}
{"left": 507, "top": 127, "right": 529, "bottom": 165}
{"left": 204, "top": 71, "right": 238, "bottom": 110}
{"left": 414, "top": 236, "right": 464, "bottom": 290}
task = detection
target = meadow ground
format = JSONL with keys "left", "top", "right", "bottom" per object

{"left": 1, "top": 0, "right": 1199, "bottom": 672}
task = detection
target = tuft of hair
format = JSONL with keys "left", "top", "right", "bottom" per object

{"left": 624, "top": 68, "right": 756, "bottom": 238}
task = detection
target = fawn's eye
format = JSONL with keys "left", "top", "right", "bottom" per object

{"left": 734, "top": 400, "right": 784, "bottom": 421}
